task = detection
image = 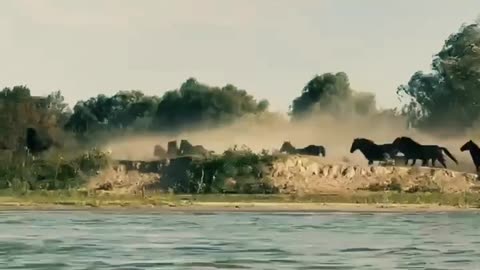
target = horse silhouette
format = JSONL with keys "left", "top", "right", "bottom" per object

{"left": 153, "top": 144, "right": 167, "bottom": 159}
{"left": 167, "top": 140, "right": 179, "bottom": 157}
{"left": 350, "top": 138, "right": 398, "bottom": 165}
{"left": 392, "top": 136, "right": 457, "bottom": 168}
{"left": 179, "top": 139, "right": 213, "bottom": 157}
{"left": 460, "top": 140, "right": 480, "bottom": 173}
{"left": 25, "top": 127, "right": 57, "bottom": 156}
{"left": 279, "top": 141, "right": 326, "bottom": 157}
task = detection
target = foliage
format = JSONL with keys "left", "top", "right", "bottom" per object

{"left": 151, "top": 78, "right": 269, "bottom": 132}
{"left": 0, "top": 85, "right": 31, "bottom": 100}
{"left": 0, "top": 148, "right": 111, "bottom": 191}
{"left": 185, "top": 146, "right": 278, "bottom": 194}
{"left": 290, "top": 72, "right": 377, "bottom": 119}
{"left": 398, "top": 23, "right": 480, "bottom": 131}
{"left": 65, "top": 90, "right": 160, "bottom": 137}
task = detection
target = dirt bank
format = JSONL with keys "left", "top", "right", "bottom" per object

{"left": 89, "top": 155, "right": 480, "bottom": 196}
{"left": 270, "top": 156, "right": 479, "bottom": 195}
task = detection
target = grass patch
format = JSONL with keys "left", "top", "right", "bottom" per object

{"left": 0, "top": 190, "right": 479, "bottom": 208}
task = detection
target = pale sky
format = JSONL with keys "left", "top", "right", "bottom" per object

{"left": 1, "top": 0, "right": 479, "bottom": 112}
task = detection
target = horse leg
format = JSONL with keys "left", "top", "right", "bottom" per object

{"left": 411, "top": 159, "right": 416, "bottom": 166}
{"left": 421, "top": 159, "right": 428, "bottom": 166}
{"left": 368, "top": 160, "right": 373, "bottom": 165}
{"left": 439, "top": 158, "right": 447, "bottom": 168}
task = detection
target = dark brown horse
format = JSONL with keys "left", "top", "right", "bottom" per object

{"left": 153, "top": 144, "right": 167, "bottom": 159}
{"left": 392, "top": 136, "right": 457, "bottom": 168}
{"left": 179, "top": 139, "right": 214, "bottom": 157}
{"left": 167, "top": 140, "right": 179, "bottom": 157}
{"left": 279, "top": 141, "right": 325, "bottom": 157}
{"left": 460, "top": 140, "right": 480, "bottom": 173}
{"left": 350, "top": 138, "right": 398, "bottom": 165}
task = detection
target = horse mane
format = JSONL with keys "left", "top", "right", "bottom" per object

{"left": 282, "top": 141, "right": 293, "bottom": 147}
{"left": 464, "top": 140, "right": 480, "bottom": 150}
{"left": 354, "top": 138, "right": 374, "bottom": 144}
{"left": 180, "top": 139, "right": 193, "bottom": 148}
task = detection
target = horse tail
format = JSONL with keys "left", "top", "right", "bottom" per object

{"left": 441, "top": 147, "right": 458, "bottom": 164}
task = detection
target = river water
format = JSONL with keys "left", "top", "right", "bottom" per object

{"left": 0, "top": 210, "right": 479, "bottom": 269}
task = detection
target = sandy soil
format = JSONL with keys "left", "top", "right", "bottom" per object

{"left": 0, "top": 202, "right": 477, "bottom": 213}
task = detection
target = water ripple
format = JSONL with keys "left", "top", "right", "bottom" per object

{"left": 0, "top": 211, "right": 479, "bottom": 269}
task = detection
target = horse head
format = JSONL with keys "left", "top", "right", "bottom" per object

{"left": 280, "top": 141, "right": 294, "bottom": 153}
{"left": 460, "top": 140, "right": 475, "bottom": 152}
{"left": 350, "top": 138, "right": 360, "bottom": 153}
{"left": 350, "top": 138, "right": 372, "bottom": 153}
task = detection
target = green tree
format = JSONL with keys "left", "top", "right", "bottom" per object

{"left": 152, "top": 78, "right": 269, "bottom": 132}
{"left": 290, "top": 72, "right": 376, "bottom": 119}
{"left": 398, "top": 23, "right": 480, "bottom": 130}
{"left": 0, "top": 85, "right": 31, "bottom": 100}
{"left": 46, "top": 91, "right": 71, "bottom": 126}
{"left": 64, "top": 90, "right": 160, "bottom": 135}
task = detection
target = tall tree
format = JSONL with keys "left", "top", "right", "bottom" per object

{"left": 290, "top": 72, "right": 376, "bottom": 119}
{"left": 398, "top": 23, "right": 480, "bottom": 130}
{"left": 64, "top": 90, "right": 160, "bottom": 135}
{"left": 152, "top": 78, "right": 269, "bottom": 132}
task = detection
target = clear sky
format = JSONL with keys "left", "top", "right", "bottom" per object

{"left": 1, "top": 0, "right": 479, "bottom": 112}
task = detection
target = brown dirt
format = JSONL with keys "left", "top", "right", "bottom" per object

{"left": 269, "top": 155, "right": 479, "bottom": 195}
{"left": 87, "top": 155, "right": 480, "bottom": 196}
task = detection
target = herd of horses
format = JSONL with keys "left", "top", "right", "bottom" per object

{"left": 153, "top": 139, "right": 214, "bottom": 159}
{"left": 280, "top": 137, "right": 480, "bottom": 173}
{"left": 153, "top": 137, "right": 480, "bottom": 172}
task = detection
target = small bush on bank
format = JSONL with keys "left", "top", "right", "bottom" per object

{"left": 0, "top": 148, "right": 111, "bottom": 191}
{"left": 186, "top": 146, "right": 279, "bottom": 194}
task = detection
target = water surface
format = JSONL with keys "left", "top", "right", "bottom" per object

{"left": 0, "top": 210, "right": 479, "bottom": 269}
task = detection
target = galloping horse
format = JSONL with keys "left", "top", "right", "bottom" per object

{"left": 167, "top": 140, "right": 179, "bottom": 157}
{"left": 460, "top": 140, "right": 480, "bottom": 172}
{"left": 279, "top": 141, "right": 326, "bottom": 157}
{"left": 25, "top": 127, "right": 59, "bottom": 156}
{"left": 392, "top": 136, "right": 457, "bottom": 168}
{"left": 153, "top": 144, "right": 167, "bottom": 159}
{"left": 350, "top": 138, "right": 398, "bottom": 165}
{"left": 179, "top": 139, "right": 214, "bottom": 157}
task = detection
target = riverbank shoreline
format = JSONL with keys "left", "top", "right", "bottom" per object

{"left": 0, "top": 191, "right": 478, "bottom": 213}
{"left": 0, "top": 201, "right": 478, "bottom": 213}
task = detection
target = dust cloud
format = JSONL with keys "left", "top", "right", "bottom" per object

{"left": 103, "top": 113, "right": 478, "bottom": 173}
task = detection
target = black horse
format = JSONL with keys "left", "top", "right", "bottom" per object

{"left": 167, "top": 140, "right": 179, "bottom": 157}
{"left": 392, "top": 136, "right": 457, "bottom": 168}
{"left": 25, "top": 127, "right": 55, "bottom": 155}
{"left": 460, "top": 140, "right": 480, "bottom": 173}
{"left": 279, "top": 141, "right": 326, "bottom": 157}
{"left": 350, "top": 138, "right": 398, "bottom": 165}
{"left": 179, "top": 139, "right": 214, "bottom": 157}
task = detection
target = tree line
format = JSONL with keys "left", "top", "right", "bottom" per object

{"left": 3, "top": 21, "right": 480, "bottom": 143}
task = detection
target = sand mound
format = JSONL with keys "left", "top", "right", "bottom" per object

{"left": 270, "top": 156, "right": 479, "bottom": 194}
{"left": 87, "top": 162, "right": 160, "bottom": 194}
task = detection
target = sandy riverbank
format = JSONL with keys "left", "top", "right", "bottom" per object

{"left": 0, "top": 201, "right": 478, "bottom": 213}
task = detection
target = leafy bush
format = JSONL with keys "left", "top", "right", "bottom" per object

{"left": 0, "top": 148, "right": 111, "bottom": 191}
{"left": 185, "top": 146, "right": 278, "bottom": 194}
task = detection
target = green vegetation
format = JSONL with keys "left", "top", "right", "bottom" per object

{"left": 398, "top": 23, "right": 480, "bottom": 132}
{"left": 185, "top": 147, "right": 278, "bottom": 194}
{"left": 290, "top": 72, "right": 377, "bottom": 119}
{"left": 0, "top": 191, "right": 479, "bottom": 209}
{"left": 0, "top": 148, "right": 110, "bottom": 192}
